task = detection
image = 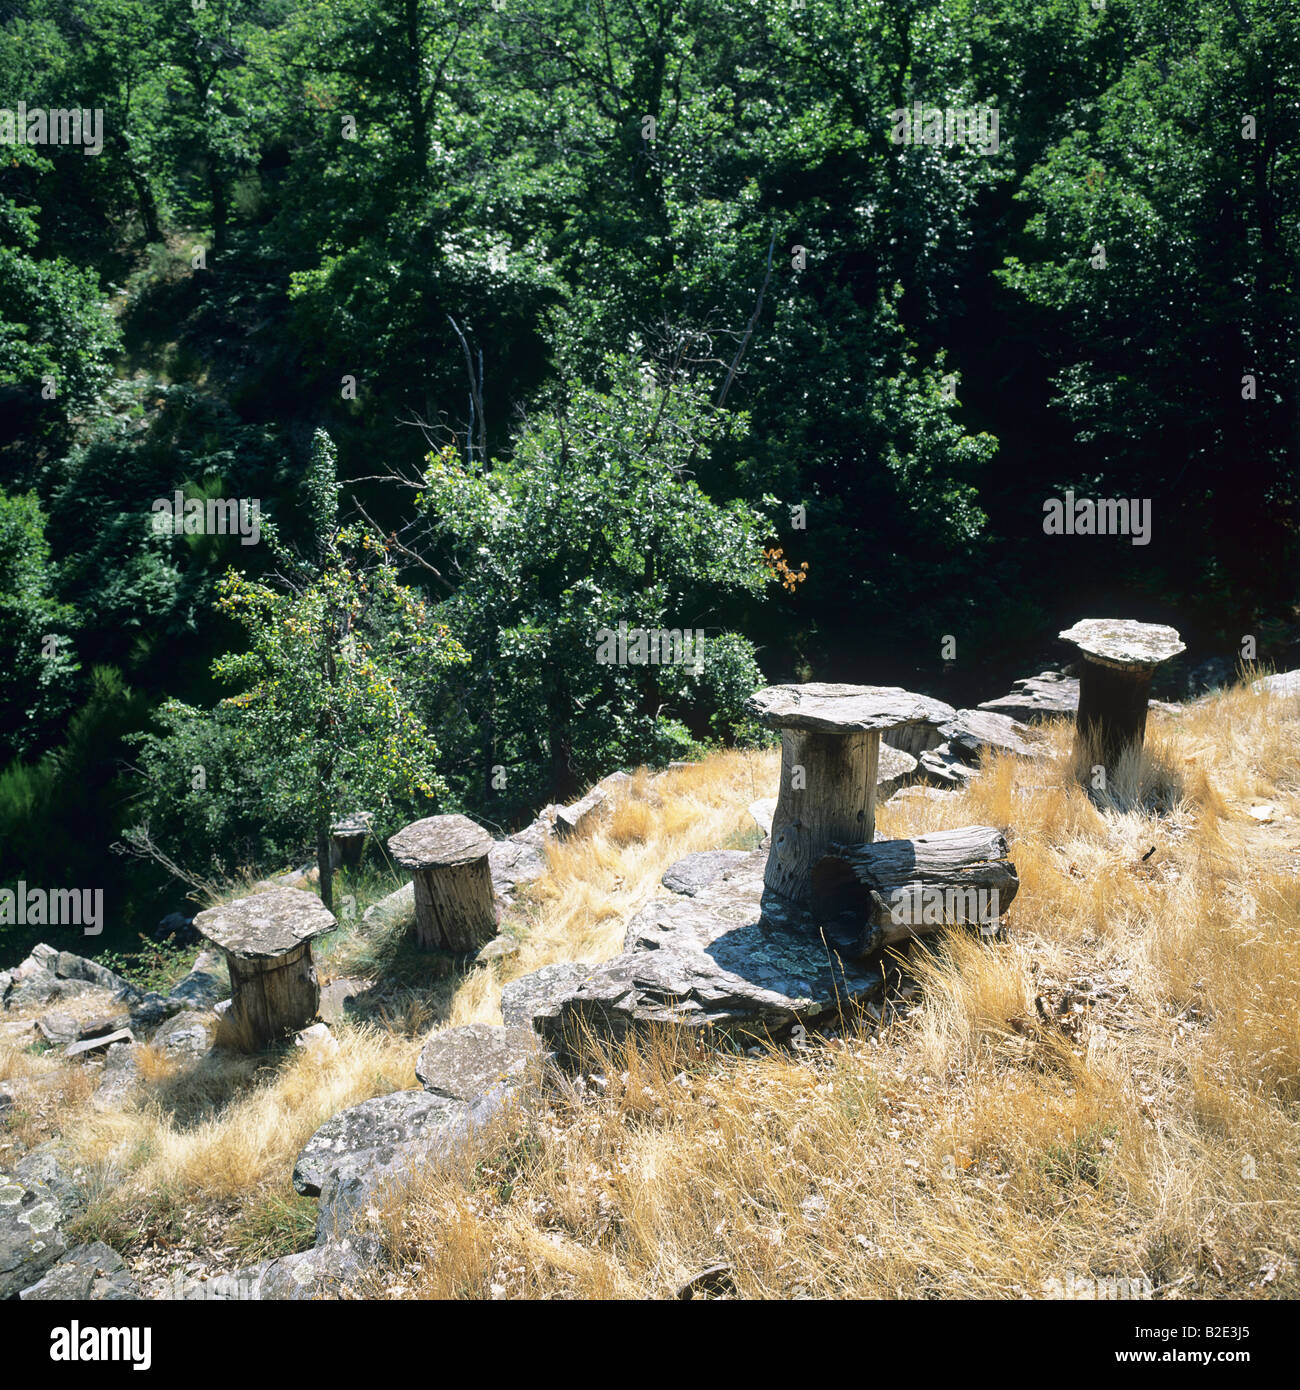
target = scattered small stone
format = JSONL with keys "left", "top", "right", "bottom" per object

{"left": 36, "top": 1012, "right": 80, "bottom": 1046}
{"left": 475, "top": 936, "right": 521, "bottom": 963}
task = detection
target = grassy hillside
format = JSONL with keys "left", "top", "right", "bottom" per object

{"left": 2, "top": 677, "right": 1298, "bottom": 1297}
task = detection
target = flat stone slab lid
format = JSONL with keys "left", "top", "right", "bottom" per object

{"left": 388, "top": 814, "right": 493, "bottom": 869}
{"left": 194, "top": 888, "right": 336, "bottom": 960}
{"left": 745, "top": 682, "right": 954, "bottom": 734}
{"left": 1058, "top": 619, "right": 1185, "bottom": 670}
{"left": 331, "top": 812, "right": 373, "bottom": 835}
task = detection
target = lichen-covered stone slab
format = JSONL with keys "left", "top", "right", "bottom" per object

{"left": 259, "top": 1239, "right": 367, "bottom": 1300}
{"left": 293, "top": 1090, "right": 472, "bottom": 1199}
{"left": 416, "top": 1023, "right": 538, "bottom": 1102}
{"left": 18, "top": 1240, "right": 138, "bottom": 1300}
{"left": 745, "top": 683, "right": 956, "bottom": 735}
{"left": 661, "top": 850, "right": 750, "bottom": 897}
{"left": 0, "top": 1176, "right": 67, "bottom": 1299}
{"left": 91, "top": 1042, "right": 142, "bottom": 1112}
{"left": 533, "top": 849, "right": 884, "bottom": 1052}
{"left": 388, "top": 814, "right": 493, "bottom": 870}
{"left": 1058, "top": 619, "right": 1185, "bottom": 671}
{"left": 296, "top": 1087, "right": 512, "bottom": 1246}
{"left": 194, "top": 888, "right": 336, "bottom": 961}
{"left": 500, "top": 962, "right": 596, "bottom": 1029}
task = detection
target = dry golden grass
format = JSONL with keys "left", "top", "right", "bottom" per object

{"left": 3, "top": 678, "right": 1297, "bottom": 1298}
{"left": 357, "top": 682, "right": 1300, "bottom": 1299}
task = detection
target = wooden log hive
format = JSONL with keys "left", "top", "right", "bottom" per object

{"left": 743, "top": 683, "right": 958, "bottom": 906}
{"left": 387, "top": 814, "right": 497, "bottom": 952}
{"left": 329, "top": 811, "right": 373, "bottom": 870}
{"left": 811, "top": 824, "right": 1018, "bottom": 958}
{"left": 1058, "top": 619, "right": 1184, "bottom": 768}
{"left": 193, "top": 888, "right": 337, "bottom": 1049}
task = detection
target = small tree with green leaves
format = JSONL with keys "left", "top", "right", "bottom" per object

{"left": 210, "top": 432, "right": 467, "bottom": 909}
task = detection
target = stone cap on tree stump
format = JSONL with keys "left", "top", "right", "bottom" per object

{"left": 387, "top": 815, "right": 497, "bottom": 952}
{"left": 388, "top": 815, "right": 494, "bottom": 870}
{"left": 746, "top": 683, "right": 955, "bottom": 735}
{"left": 743, "top": 683, "right": 954, "bottom": 906}
{"left": 195, "top": 887, "right": 337, "bottom": 961}
{"left": 1058, "top": 619, "right": 1185, "bottom": 768}
{"left": 1058, "top": 619, "right": 1185, "bottom": 672}
{"left": 193, "top": 888, "right": 336, "bottom": 1049}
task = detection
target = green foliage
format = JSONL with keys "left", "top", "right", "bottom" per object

{"left": 202, "top": 435, "right": 469, "bottom": 902}
{"left": 412, "top": 353, "right": 772, "bottom": 804}
{"left": 0, "top": 489, "right": 79, "bottom": 759}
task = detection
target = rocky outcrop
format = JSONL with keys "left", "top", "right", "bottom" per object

{"left": 167, "top": 950, "right": 228, "bottom": 1011}
{"left": 518, "top": 848, "right": 884, "bottom": 1055}
{"left": 1253, "top": 669, "right": 1300, "bottom": 699}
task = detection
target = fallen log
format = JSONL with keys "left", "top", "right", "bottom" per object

{"left": 811, "top": 824, "right": 1018, "bottom": 958}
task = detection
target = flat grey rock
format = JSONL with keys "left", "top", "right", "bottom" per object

{"left": 918, "top": 743, "right": 978, "bottom": 786}
{"left": 11, "top": 1144, "right": 86, "bottom": 1216}
{"left": 318, "top": 977, "right": 370, "bottom": 1023}
{"left": 500, "top": 962, "right": 595, "bottom": 1029}
{"left": 18, "top": 1240, "right": 138, "bottom": 1300}
{"left": 388, "top": 814, "right": 493, "bottom": 869}
{"left": 65, "top": 1028, "right": 134, "bottom": 1059}
{"left": 153, "top": 1011, "right": 214, "bottom": 1058}
{"left": 1253, "top": 670, "right": 1300, "bottom": 698}
{"left": 360, "top": 881, "right": 415, "bottom": 931}
{"left": 195, "top": 888, "right": 336, "bottom": 961}
{"left": 978, "top": 671, "right": 1080, "bottom": 722}
{"left": 749, "top": 798, "right": 776, "bottom": 836}
{"left": 489, "top": 837, "right": 547, "bottom": 897}
{"left": 555, "top": 787, "right": 607, "bottom": 839}
{"left": 293, "top": 1090, "right": 473, "bottom": 1200}
{"left": 939, "top": 709, "right": 1041, "bottom": 759}
{"left": 0, "top": 1175, "right": 67, "bottom": 1299}
{"left": 36, "top": 1011, "right": 80, "bottom": 1045}
{"left": 662, "top": 850, "right": 750, "bottom": 897}
{"left": 875, "top": 742, "right": 918, "bottom": 798}
{"left": 259, "top": 1239, "right": 367, "bottom": 1300}
{"left": 296, "top": 1085, "right": 514, "bottom": 1246}
{"left": 416, "top": 1023, "right": 538, "bottom": 1102}
{"left": 535, "top": 849, "right": 884, "bottom": 1053}
{"left": 746, "top": 683, "right": 956, "bottom": 735}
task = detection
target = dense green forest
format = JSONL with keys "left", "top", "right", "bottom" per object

{"left": 1, "top": 0, "right": 1296, "bottom": 948}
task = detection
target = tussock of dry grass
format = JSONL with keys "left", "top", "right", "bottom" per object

{"left": 4, "top": 680, "right": 1298, "bottom": 1298}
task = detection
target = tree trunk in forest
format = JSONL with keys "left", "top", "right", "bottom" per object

{"left": 316, "top": 822, "right": 334, "bottom": 913}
